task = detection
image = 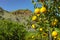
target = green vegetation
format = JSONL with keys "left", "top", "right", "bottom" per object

{"left": 0, "top": 20, "right": 27, "bottom": 40}
{"left": 0, "top": 0, "right": 60, "bottom": 40}
{"left": 0, "top": 19, "right": 60, "bottom": 40}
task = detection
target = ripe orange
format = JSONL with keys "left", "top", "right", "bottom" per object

{"left": 40, "top": 6, "right": 46, "bottom": 13}
{"left": 39, "top": 28, "right": 43, "bottom": 31}
{"left": 34, "top": 8, "right": 40, "bottom": 14}
{"left": 32, "top": 16, "right": 37, "bottom": 21}
{"left": 52, "top": 31, "right": 58, "bottom": 37}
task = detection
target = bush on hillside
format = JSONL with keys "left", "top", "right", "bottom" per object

{"left": 0, "top": 20, "right": 27, "bottom": 40}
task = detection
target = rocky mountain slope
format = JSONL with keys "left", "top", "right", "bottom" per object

{"left": 0, "top": 7, "right": 32, "bottom": 25}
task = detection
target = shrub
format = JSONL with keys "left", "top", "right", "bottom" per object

{"left": 0, "top": 20, "right": 27, "bottom": 40}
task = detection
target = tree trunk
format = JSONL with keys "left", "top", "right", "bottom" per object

{"left": 48, "top": 27, "right": 52, "bottom": 40}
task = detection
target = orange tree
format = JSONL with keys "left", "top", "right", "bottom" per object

{"left": 31, "top": 0, "right": 60, "bottom": 40}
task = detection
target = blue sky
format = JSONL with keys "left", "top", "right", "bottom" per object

{"left": 0, "top": 0, "right": 34, "bottom": 12}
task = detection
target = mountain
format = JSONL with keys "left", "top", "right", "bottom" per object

{"left": 0, "top": 7, "right": 32, "bottom": 24}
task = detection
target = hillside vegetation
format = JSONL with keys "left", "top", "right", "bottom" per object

{"left": 0, "top": 7, "right": 60, "bottom": 40}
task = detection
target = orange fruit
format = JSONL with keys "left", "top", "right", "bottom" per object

{"left": 32, "top": 35, "right": 34, "bottom": 38}
{"left": 39, "top": 28, "right": 43, "bottom": 31}
{"left": 51, "top": 21, "right": 57, "bottom": 26}
{"left": 37, "top": 14, "right": 40, "bottom": 16}
{"left": 32, "top": 24, "right": 35, "bottom": 29}
{"left": 54, "top": 18, "right": 58, "bottom": 22}
{"left": 54, "top": 36, "right": 57, "bottom": 39}
{"left": 34, "top": 8, "right": 40, "bottom": 14}
{"left": 40, "top": 6, "right": 46, "bottom": 13}
{"left": 32, "top": 16, "right": 37, "bottom": 21}
{"left": 51, "top": 19, "right": 58, "bottom": 26}
{"left": 52, "top": 31, "right": 58, "bottom": 37}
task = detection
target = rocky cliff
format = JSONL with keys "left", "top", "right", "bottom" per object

{"left": 0, "top": 7, "right": 32, "bottom": 24}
